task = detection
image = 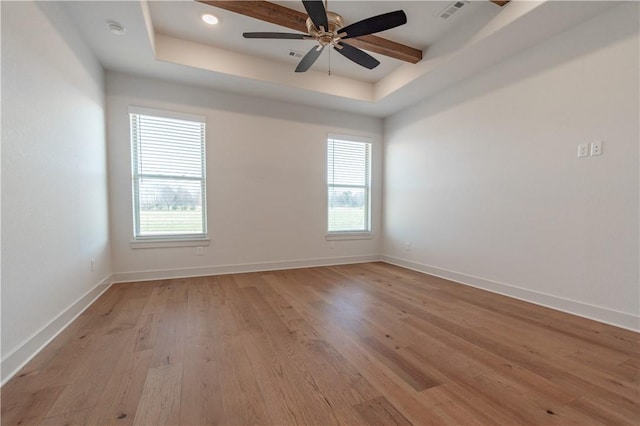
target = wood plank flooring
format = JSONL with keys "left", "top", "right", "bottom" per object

{"left": 2, "top": 262, "right": 639, "bottom": 425}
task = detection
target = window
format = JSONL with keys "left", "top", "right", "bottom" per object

{"left": 129, "top": 106, "right": 207, "bottom": 240}
{"left": 327, "top": 135, "right": 371, "bottom": 235}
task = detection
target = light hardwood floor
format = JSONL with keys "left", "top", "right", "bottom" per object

{"left": 2, "top": 262, "right": 639, "bottom": 425}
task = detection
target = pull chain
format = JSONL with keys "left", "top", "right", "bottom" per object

{"left": 328, "top": 48, "right": 331, "bottom": 76}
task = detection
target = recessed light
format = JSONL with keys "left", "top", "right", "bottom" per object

{"left": 107, "top": 22, "right": 126, "bottom": 35}
{"left": 202, "top": 14, "right": 219, "bottom": 25}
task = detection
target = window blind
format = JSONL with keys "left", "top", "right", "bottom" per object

{"left": 130, "top": 109, "right": 207, "bottom": 239}
{"left": 327, "top": 137, "right": 371, "bottom": 233}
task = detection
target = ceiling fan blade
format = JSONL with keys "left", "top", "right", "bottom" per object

{"left": 295, "top": 45, "right": 324, "bottom": 73}
{"left": 339, "top": 10, "right": 407, "bottom": 39}
{"left": 302, "top": 0, "right": 328, "bottom": 31}
{"left": 243, "top": 32, "right": 309, "bottom": 39}
{"left": 333, "top": 42, "right": 380, "bottom": 70}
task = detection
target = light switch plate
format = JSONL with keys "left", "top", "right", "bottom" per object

{"left": 578, "top": 144, "right": 589, "bottom": 158}
{"left": 591, "top": 141, "right": 603, "bottom": 156}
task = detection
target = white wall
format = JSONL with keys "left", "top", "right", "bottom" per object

{"left": 2, "top": 2, "right": 635, "bottom": 391}
{"left": 107, "top": 72, "right": 382, "bottom": 281}
{"left": 383, "top": 3, "right": 639, "bottom": 330}
{"left": 1, "top": 2, "right": 111, "bottom": 381}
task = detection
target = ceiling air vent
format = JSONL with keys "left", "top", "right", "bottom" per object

{"left": 439, "top": 1, "right": 468, "bottom": 19}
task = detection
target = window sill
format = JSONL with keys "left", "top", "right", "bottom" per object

{"left": 325, "top": 232, "right": 372, "bottom": 241}
{"left": 130, "top": 238, "right": 210, "bottom": 249}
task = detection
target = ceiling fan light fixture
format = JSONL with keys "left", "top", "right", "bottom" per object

{"left": 202, "top": 14, "right": 219, "bottom": 25}
{"left": 305, "top": 11, "right": 344, "bottom": 47}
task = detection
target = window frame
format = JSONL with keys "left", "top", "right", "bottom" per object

{"left": 326, "top": 134, "right": 372, "bottom": 240}
{"left": 129, "top": 106, "right": 208, "bottom": 245}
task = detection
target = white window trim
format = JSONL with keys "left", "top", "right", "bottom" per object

{"left": 326, "top": 133, "right": 373, "bottom": 236}
{"left": 128, "top": 106, "right": 205, "bottom": 123}
{"left": 325, "top": 232, "right": 372, "bottom": 241}
{"left": 130, "top": 237, "right": 211, "bottom": 249}
{"left": 129, "top": 106, "right": 208, "bottom": 242}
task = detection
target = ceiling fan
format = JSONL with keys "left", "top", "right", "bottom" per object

{"left": 242, "top": 0, "right": 408, "bottom": 72}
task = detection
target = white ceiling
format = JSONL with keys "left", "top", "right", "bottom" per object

{"left": 64, "top": 1, "right": 617, "bottom": 117}
{"left": 148, "top": 1, "right": 495, "bottom": 82}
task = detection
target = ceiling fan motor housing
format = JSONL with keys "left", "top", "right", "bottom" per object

{"left": 306, "top": 12, "right": 345, "bottom": 47}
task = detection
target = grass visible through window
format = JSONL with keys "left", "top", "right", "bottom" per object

{"left": 139, "top": 208, "right": 203, "bottom": 235}
{"left": 328, "top": 206, "right": 366, "bottom": 232}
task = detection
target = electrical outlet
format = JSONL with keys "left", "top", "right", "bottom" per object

{"left": 196, "top": 247, "right": 204, "bottom": 256}
{"left": 90, "top": 259, "right": 95, "bottom": 272}
{"left": 591, "top": 141, "right": 603, "bottom": 156}
{"left": 577, "top": 144, "right": 589, "bottom": 158}
{"left": 404, "top": 241, "right": 411, "bottom": 251}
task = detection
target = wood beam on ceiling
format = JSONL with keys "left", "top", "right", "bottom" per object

{"left": 197, "top": 0, "right": 423, "bottom": 64}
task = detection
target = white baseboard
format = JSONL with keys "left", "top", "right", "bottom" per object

{"left": 5, "top": 254, "right": 634, "bottom": 388}
{"left": 381, "top": 255, "right": 640, "bottom": 332}
{"left": 1, "top": 275, "right": 113, "bottom": 386}
{"left": 112, "top": 255, "right": 382, "bottom": 283}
